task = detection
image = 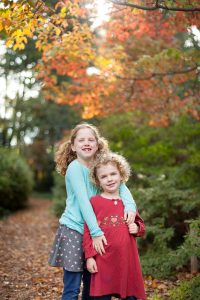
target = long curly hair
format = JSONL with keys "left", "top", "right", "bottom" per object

{"left": 90, "top": 152, "right": 131, "bottom": 188}
{"left": 55, "top": 123, "right": 109, "bottom": 176}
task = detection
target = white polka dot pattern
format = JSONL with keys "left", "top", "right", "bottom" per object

{"left": 48, "top": 225, "right": 84, "bottom": 272}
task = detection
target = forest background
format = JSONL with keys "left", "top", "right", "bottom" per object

{"left": 0, "top": 1, "right": 200, "bottom": 299}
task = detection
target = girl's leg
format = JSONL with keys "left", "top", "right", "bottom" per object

{"left": 61, "top": 269, "right": 82, "bottom": 300}
{"left": 81, "top": 269, "right": 92, "bottom": 300}
{"left": 81, "top": 270, "right": 111, "bottom": 300}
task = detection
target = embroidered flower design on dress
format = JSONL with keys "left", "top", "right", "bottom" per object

{"left": 102, "top": 215, "right": 126, "bottom": 226}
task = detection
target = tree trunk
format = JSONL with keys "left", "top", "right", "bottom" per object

{"left": 190, "top": 228, "right": 199, "bottom": 274}
{"left": 191, "top": 256, "right": 198, "bottom": 274}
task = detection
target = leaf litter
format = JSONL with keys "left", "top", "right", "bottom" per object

{"left": 0, "top": 198, "right": 193, "bottom": 300}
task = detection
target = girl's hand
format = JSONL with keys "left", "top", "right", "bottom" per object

{"left": 92, "top": 235, "right": 107, "bottom": 255}
{"left": 124, "top": 211, "right": 136, "bottom": 224}
{"left": 86, "top": 257, "right": 98, "bottom": 273}
{"left": 128, "top": 222, "right": 139, "bottom": 234}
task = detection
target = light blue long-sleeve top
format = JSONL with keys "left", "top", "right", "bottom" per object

{"left": 59, "top": 159, "right": 136, "bottom": 237}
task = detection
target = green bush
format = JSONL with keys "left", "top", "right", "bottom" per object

{"left": 169, "top": 275, "right": 200, "bottom": 300}
{"left": 98, "top": 113, "right": 200, "bottom": 278}
{"left": 51, "top": 172, "right": 66, "bottom": 217}
{"left": 140, "top": 250, "right": 176, "bottom": 278}
{"left": 0, "top": 148, "right": 33, "bottom": 214}
{"left": 133, "top": 178, "right": 200, "bottom": 278}
{"left": 174, "top": 218, "right": 200, "bottom": 269}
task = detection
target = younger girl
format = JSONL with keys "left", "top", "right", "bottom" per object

{"left": 48, "top": 123, "right": 137, "bottom": 300}
{"left": 83, "top": 152, "right": 146, "bottom": 300}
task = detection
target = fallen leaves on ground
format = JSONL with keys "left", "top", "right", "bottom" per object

{"left": 0, "top": 198, "right": 63, "bottom": 300}
{"left": 0, "top": 198, "right": 194, "bottom": 299}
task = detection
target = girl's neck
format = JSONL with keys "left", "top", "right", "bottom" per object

{"left": 77, "top": 157, "right": 93, "bottom": 168}
{"left": 101, "top": 191, "right": 120, "bottom": 200}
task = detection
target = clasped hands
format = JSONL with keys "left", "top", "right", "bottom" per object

{"left": 92, "top": 211, "right": 137, "bottom": 255}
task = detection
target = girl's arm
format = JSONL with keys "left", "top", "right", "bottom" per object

{"left": 67, "top": 162, "right": 103, "bottom": 238}
{"left": 128, "top": 211, "right": 145, "bottom": 236}
{"left": 135, "top": 211, "right": 145, "bottom": 237}
{"left": 83, "top": 223, "right": 98, "bottom": 273}
{"left": 119, "top": 183, "right": 137, "bottom": 223}
{"left": 82, "top": 222, "right": 97, "bottom": 259}
{"left": 119, "top": 183, "right": 137, "bottom": 212}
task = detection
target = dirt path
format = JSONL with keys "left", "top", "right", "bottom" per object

{"left": 0, "top": 198, "right": 180, "bottom": 300}
{"left": 0, "top": 198, "right": 63, "bottom": 300}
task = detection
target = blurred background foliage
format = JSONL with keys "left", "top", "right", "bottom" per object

{"left": 0, "top": 36, "right": 82, "bottom": 214}
{"left": 0, "top": 147, "right": 33, "bottom": 216}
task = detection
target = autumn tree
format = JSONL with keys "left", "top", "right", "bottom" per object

{"left": 0, "top": 0, "right": 200, "bottom": 122}
{"left": 91, "top": 6, "right": 200, "bottom": 125}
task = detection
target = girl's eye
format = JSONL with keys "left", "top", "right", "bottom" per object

{"left": 100, "top": 175, "right": 106, "bottom": 179}
{"left": 111, "top": 172, "right": 117, "bottom": 175}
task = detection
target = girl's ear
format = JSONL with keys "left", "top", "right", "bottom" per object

{"left": 71, "top": 144, "right": 75, "bottom": 152}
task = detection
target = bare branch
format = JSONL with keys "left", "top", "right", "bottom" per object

{"left": 117, "top": 65, "right": 199, "bottom": 81}
{"left": 108, "top": 0, "right": 200, "bottom": 12}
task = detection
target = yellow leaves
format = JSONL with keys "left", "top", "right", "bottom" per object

{"left": 0, "top": 2, "right": 37, "bottom": 51}
{"left": 95, "top": 56, "right": 112, "bottom": 69}
{"left": 12, "top": 28, "right": 23, "bottom": 37}
{"left": 23, "top": 27, "right": 33, "bottom": 38}
{"left": 13, "top": 42, "right": 25, "bottom": 50}
{"left": 58, "top": 30, "right": 95, "bottom": 62}
{"left": 9, "top": 28, "right": 30, "bottom": 50}
{"left": 55, "top": 27, "right": 61, "bottom": 36}
{"left": 5, "top": 39, "right": 13, "bottom": 47}
{"left": 60, "top": 7, "right": 67, "bottom": 18}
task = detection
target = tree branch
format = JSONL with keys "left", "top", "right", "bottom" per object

{"left": 117, "top": 65, "right": 199, "bottom": 81}
{"left": 108, "top": 0, "right": 200, "bottom": 12}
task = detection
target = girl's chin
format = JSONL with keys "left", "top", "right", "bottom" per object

{"left": 105, "top": 189, "right": 118, "bottom": 194}
{"left": 82, "top": 151, "right": 95, "bottom": 156}
{"left": 80, "top": 152, "right": 95, "bottom": 159}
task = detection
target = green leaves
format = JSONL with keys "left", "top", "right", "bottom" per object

{"left": 99, "top": 112, "right": 200, "bottom": 277}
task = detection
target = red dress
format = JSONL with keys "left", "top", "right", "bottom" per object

{"left": 83, "top": 195, "right": 146, "bottom": 299}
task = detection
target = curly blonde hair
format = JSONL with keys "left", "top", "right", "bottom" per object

{"left": 90, "top": 152, "right": 131, "bottom": 188}
{"left": 55, "top": 123, "right": 109, "bottom": 176}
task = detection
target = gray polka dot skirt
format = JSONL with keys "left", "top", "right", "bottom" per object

{"left": 48, "top": 225, "right": 84, "bottom": 272}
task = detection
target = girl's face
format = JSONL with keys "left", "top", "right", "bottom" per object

{"left": 97, "top": 162, "right": 122, "bottom": 195}
{"left": 71, "top": 128, "right": 98, "bottom": 163}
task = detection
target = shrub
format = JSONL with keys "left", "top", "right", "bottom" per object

{"left": 51, "top": 172, "right": 66, "bottom": 217}
{"left": 134, "top": 178, "right": 200, "bottom": 278}
{"left": 0, "top": 148, "right": 33, "bottom": 214}
{"left": 140, "top": 250, "right": 176, "bottom": 278}
{"left": 169, "top": 275, "right": 200, "bottom": 300}
{"left": 173, "top": 218, "right": 200, "bottom": 269}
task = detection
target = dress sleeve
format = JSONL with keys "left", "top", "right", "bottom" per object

{"left": 83, "top": 222, "right": 98, "bottom": 259}
{"left": 135, "top": 211, "right": 145, "bottom": 237}
{"left": 119, "top": 183, "right": 137, "bottom": 212}
{"left": 67, "top": 163, "right": 103, "bottom": 237}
